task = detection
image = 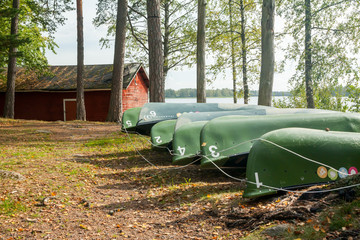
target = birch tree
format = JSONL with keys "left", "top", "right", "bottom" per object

{"left": 207, "top": 0, "right": 261, "bottom": 104}
{"left": 277, "top": 0, "right": 360, "bottom": 110}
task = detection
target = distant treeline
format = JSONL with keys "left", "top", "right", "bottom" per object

{"left": 165, "top": 88, "right": 291, "bottom": 98}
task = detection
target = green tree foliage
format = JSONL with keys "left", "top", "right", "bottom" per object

{"left": 94, "top": 0, "right": 197, "bottom": 80}
{"left": 347, "top": 84, "right": 360, "bottom": 112}
{"left": 276, "top": 0, "right": 360, "bottom": 110}
{"left": 1, "top": 0, "right": 72, "bottom": 118}
{"left": 206, "top": 0, "right": 261, "bottom": 104}
{"left": 0, "top": 0, "right": 73, "bottom": 72}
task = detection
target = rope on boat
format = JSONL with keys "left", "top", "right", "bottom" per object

{"left": 123, "top": 127, "right": 360, "bottom": 194}
{"left": 202, "top": 155, "right": 360, "bottom": 195}
{"left": 258, "top": 138, "right": 351, "bottom": 177}
{"left": 123, "top": 127, "right": 160, "bottom": 169}
{"left": 134, "top": 131, "right": 174, "bottom": 155}
{"left": 199, "top": 136, "right": 351, "bottom": 177}
{"left": 123, "top": 127, "right": 201, "bottom": 169}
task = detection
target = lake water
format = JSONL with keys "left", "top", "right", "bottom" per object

{"left": 165, "top": 96, "right": 286, "bottom": 105}
{"left": 165, "top": 96, "right": 358, "bottom": 111}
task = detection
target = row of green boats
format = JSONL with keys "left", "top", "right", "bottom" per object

{"left": 122, "top": 103, "right": 360, "bottom": 198}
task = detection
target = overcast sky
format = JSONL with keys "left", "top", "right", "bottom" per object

{"left": 45, "top": 0, "right": 291, "bottom": 91}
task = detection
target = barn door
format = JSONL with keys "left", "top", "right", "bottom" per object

{"left": 63, "top": 99, "right": 76, "bottom": 121}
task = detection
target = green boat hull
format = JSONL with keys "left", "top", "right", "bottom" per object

{"left": 121, "top": 107, "right": 142, "bottom": 132}
{"left": 150, "top": 120, "right": 177, "bottom": 148}
{"left": 155, "top": 109, "right": 268, "bottom": 150}
{"left": 244, "top": 128, "right": 360, "bottom": 198}
{"left": 173, "top": 108, "right": 337, "bottom": 166}
{"left": 172, "top": 121, "right": 209, "bottom": 165}
{"left": 174, "top": 109, "right": 269, "bottom": 130}
{"left": 200, "top": 113, "right": 360, "bottom": 168}
{"left": 136, "top": 103, "right": 271, "bottom": 135}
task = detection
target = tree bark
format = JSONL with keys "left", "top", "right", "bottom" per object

{"left": 240, "top": 0, "right": 249, "bottom": 104}
{"left": 76, "top": 0, "right": 86, "bottom": 120}
{"left": 229, "top": 0, "right": 237, "bottom": 104}
{"left": 305, "top": 0, "right": 315, "bottom": 108}
{"left": 196, "top": 0, "right": 206, "bottom": 103}
{"left": 147, "top": 0, "right": 164, "bottom": 102}
{"left": 163, "top": 0, "right": 170, "bottom": 81}
{"left": 3, "top": 0, "right": 20, "bottom": 119}
{"left": 106, "top": 0, "right": 128, "bottom": 122}
{"left": 258, "top": 0, "right": 275, "bottom": 106}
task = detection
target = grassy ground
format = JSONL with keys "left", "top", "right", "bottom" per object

{"left": 0, "top": 119, "right": 247, "bottom": 239}
{"left": 0, "top": 119, "right": 359, "bottom": 239}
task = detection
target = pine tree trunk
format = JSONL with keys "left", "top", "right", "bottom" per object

{"left": 163, "top": 0, "right": 170, "bottom": 82}
{"left": 76, "top": 0, "right": 86, "bottom": 120}
{"left": 305, "top": 0, "right": 315, "bottom": 108}
{"left": 196, "top": 0, "right": 206, "bottom": 103}
{"left": 3, "top": 0, "right": 19, "bottom": 119}
{"left": 147, "top": 0, "right": 164, "bottom": 102}
{"left": 106, "top": 0, "right": 128, "bottom": 122}
{"left": 258, "top": 0, "right": 275, "bottom": 106}
{"left": 240, "top": 0, "right": 249, "bottom": 104}
{"left": 229, "top": 0, "right": 237, "bottom": 104}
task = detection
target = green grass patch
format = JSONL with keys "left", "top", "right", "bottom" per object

{"left": 84, "top": 138, "right": 128, "bottom": 147}
{"left": 0, "top": 196, "right": 27, "bottom": 216}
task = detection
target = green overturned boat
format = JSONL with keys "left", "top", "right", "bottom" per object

{"left": 121, "top": 107, "right": 142, "bottom": 132}
{"left": 150, "top": 119, "right": 177, "bottom": 148}
{"left": 172, "top": 108, "right": 337, "bottom": 166}
{"left": 200, "top": 113, "right": 360, "bottom": 169}
{"left": 244, "top": 128, "right": 360, "bottom": 198}
{"left": 136, "top": 103, "right": 271, "bottom": 135}
{"left": 172, "top": 121, "right": 214, "bottom": 165}
{"left": 152, "top": 108, "right": 269, "bottom": 149}
{"left": 174, "top": 108, "right": 271, "bottom": 130}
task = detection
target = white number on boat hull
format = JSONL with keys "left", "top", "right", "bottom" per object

{"left": 126, "top": 120, "right": 132, "bottom": 127}
{"left": 154, "top": 136, "right": 162, "bottom": 144}
{"left": 145, "top": 111, "right": 157, "bottom": 120}
{"left": 209, "top": 145, "right": 220, "bottom": 158}
{"left": 255, "top": 172, "right": 263, "bottom": 188}
{"left": 177, "top": 146, "right": 185, "bottom": 156}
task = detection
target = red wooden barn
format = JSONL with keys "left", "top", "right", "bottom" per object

{"left": 0, "top": 63, "right": 149, "bottom": 121}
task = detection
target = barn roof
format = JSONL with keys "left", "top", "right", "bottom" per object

{"left": 0, "top": 63, "right": 149, "bottom": 91}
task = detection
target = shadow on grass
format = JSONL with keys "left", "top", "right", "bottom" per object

{"left": 96, "top": 181, "right": 245, "bottom": 212}
{"left": 96, "top": 165, "right": 245, "bottom": 186}
{"left": 67, "top": 148, "right": 172, "bottom": 170}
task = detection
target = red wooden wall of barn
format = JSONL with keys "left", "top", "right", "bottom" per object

{"left": 122, "top": 73, "right": 148, "bottom": 111}
{"left": 0, "top": 73, "right": 148, "bottom": 121}
{"left": 0, "top": 91, "right": 111, "bottom": 121}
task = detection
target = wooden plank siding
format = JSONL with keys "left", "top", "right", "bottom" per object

{"left": 0, "top": 63, "right": 149, "bottom": 121}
